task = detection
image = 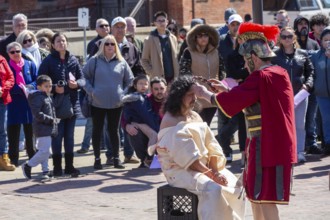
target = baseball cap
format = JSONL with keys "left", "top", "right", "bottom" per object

{"left": 228, "top": 14, "right": 243, "bottom": 25}
{"left": 190, "top": 18, "right": 205, "bottom": 28}
{"left": 111, "top": 16, "right": 126, "bottom": 27}
{"left": 224, "top": 8, "right": 237, "bottom": 21}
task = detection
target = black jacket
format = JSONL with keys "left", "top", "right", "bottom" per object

{"left": 218, "top": 32, "right": 234, "bottom": 73}
{"left": 38, "top": 50, "right": 85, "bottom": 115}
{"left": 0, "top": 33, "right": 16, "bottom": 61}
{"left": 226, "top": 48, "right": 249, "bottom": 81}
{"left": 28, "top": 91, "right": 57, "bottom": 137}
{"left": 272, "top": 48, "right": 314, "bottom": 95}
{"left": 121, "top": 40, "right": 145, "bottom": 76}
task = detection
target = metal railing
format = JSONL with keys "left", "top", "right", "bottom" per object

{"left": 3, "top": 16, "right": 90, "bottom": 36}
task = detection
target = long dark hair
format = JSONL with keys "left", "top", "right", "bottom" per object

{"left": 51, "top": 32, "right": 68, "bottom": 52}
{"left": 163, "top": 75, "right": 195, "bottom": 116}
{"left": 126, "top": 74, "right": 149, "bottom": 94}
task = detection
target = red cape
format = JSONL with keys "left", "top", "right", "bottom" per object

{"left": 216, "top": 65, "right": 297, "bottom": 166}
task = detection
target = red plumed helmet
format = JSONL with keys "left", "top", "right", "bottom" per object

{"left": 238, "top": 22, "right": 280, "bottom": 43}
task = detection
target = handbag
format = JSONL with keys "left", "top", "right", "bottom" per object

{"left": 54, "top": 93, "right": 74, "bottom": 119}
{"left": 81, "top": 58, "right": 97, "bottom": 118}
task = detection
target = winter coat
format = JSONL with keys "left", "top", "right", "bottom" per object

{"left": 38, "top": 50, "right": 85, "bottom": 115}
{"left": 272, "top": 48, "right": 314, "bottom": 95}
{"left": 120, "top": 38, "right": 145, "bottom": 76}
{"left": 311, "top": 49, "right": 330, "bottom": 97}
{"left": 28, "top": 91, "right": 57, "bottom": 137}
{"left": 141, "top": 29, "right": 179, "bottom": 80}
{"left": 83, "top": 56, "right": 133, "bottom": 109}
{"left": 179, "top": 24, "right": 222, "bottom": 108}
{"left": 7, "top": 58, "right": 37, "bottom": 125}
{"left": 122, "top": 92, "right": 160, "bottom": 132}
{"left": 0, "top": 55, "right": 14, "bottom": 104}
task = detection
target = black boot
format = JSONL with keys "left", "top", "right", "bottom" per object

{"left": 114, "top": 158, "right": 125, "bottom": 169}
{"left": 52, "top": 154, "right": 62, "bottom": 177}
{"left": 64, "top": 153, "right": 80, "bottom": 177}
{"left": 94, "top": 158, "right": 103, "bottom": 170}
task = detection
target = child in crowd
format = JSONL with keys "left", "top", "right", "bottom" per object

{"left": 22, "top": 75, "right": 58, "bottom": 180}
{"left": 122, "top": 75, "right": 160, "bottom": 167}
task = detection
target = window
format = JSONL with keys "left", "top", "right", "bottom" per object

{"left": 298, "top": 0, "right": 320, "bottom": 10}
{"left": 263, "top": 0, "right": 298, "bottom": 11}
{"left": 321, "top": 0, "right": 330, "bottom": 8}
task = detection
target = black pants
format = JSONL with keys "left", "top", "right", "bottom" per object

{"left": 199, "top": 107, "right": 217, "bottom": 126}
{"left": 8, "top": 124, "right": 35, "bottom": 165}
{"left": 127, "top": 129, "right": 153, "bottom": 162}
{"left": 91, "top": 106, "right": 122, "bottom": 159}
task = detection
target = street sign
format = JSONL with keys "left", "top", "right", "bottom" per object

{"left": 78, "top": 7, "right": 89, "bottom": 27}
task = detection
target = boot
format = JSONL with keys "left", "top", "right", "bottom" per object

{"left": 52, "top": 154, "right": 63, "bottom": 177}
{"left": 64, "top": 153, "right": 80, "bottom": 177}
{"left": 0, "top": 154, "right": 16, "bottom": 171}
{"left": 114, "top": 158, "right": 125, "bottom": 169}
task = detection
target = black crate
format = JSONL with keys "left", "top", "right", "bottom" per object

{"left": 157, "top": 184, "right": 199, "bottom": 220}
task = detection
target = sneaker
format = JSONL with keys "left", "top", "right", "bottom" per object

{"left": 77, "top": 148, "right": 89, "bottom": 154}
{"left": 19, "top": 140, "right": 25, "bottom": 152}
{"left": 225, "top": 153, "right": 233, "bottom": 163}
{"left": 94, "top": 158, "right": 103, "bottom": 170}
{"left": 114, "top": 158, "right": 125, "bottom": 169}
{"left": 298, "top": 152, "right": 306, "bottom": 163}
{"left": 124, "top": 156, "right": 140, "bottom": 164}
{"left": 22, "top": 163, "right": 31, "bottom": 179}
{"left": 306, "top": 146, "right": 323, "bottom": 154}
{"left": 41, "top": 171, "right": 51, "bottom": 180}
{"left": 138, "top": 162, "right": 147, "bottom": 168}
{"left": 106, "top": 157, "right": 114, "bottom": 166}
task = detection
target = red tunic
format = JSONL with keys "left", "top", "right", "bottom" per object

{"left": 215, "top": 65, "right": 297, "bottom": 204}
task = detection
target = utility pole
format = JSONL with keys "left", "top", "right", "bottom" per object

{"left": 252, "top": 0, "right": 263, "bottom": 24}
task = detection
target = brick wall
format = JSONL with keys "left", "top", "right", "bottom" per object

{"left": 167, "top": 0, "right": 253, "bottom": 26}
{"left": 8, "top": 0, "right": 38, "bottom": 13}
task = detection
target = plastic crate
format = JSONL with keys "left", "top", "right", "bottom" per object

{"left": 157, "top": 184, "right": 199, "bottom": 220}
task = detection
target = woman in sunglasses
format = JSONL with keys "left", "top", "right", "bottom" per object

{"left": 6, "top": 42, "right": 37, "bottom": 167}
{"left": 272, "top": 26, "right": 314, "bottom": 163}
{"left": 38, "top": 32, "right": 84, "bottom": 177}
{"left": 179, "top": 24, "right": 223, "bottom": 126}
{"left": 16, "top": 30, "right": 49, "bottom": 69}
{"left": 83, "top": 35, "right": 134, "bottom": 169}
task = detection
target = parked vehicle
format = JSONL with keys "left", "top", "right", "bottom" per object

{"left": 263, "top": 0, "right": 330, "bottom": 25}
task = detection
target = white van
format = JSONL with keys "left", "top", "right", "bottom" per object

{"left": 263, "top": 0, "right": 330, "bottom": 25}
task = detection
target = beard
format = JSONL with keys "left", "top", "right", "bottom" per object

{"left": 246, "top": 57, "right": 256, "bottom": 72}
{"left": 300, "top": 28, "right": 308, "bottom": 36}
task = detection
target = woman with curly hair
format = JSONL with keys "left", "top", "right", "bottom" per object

{"left": 149, "top": 75, "right": 245, "bottom": 220}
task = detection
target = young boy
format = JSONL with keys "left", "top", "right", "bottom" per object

{"left": 22, "top": 75, "right": 57, "bottom": 180}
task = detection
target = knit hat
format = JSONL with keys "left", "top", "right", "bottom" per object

{"left": 320, "top": 26, "right": 330, "bottom": 40}
{"left": 224, "top": 8, "right": 237, "bottom": 21}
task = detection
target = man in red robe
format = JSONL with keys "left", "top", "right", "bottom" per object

{"left": 194, "top": 23, "right": 297, "bottom": 220}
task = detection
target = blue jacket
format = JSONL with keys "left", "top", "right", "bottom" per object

{"left": 311, "top": 49, "right": 330, "bottom": 97}
{"left": 122, "top": 92, "right": 160, "bottom": 132}
{"left": 38, "top": 50, "right": 85, "bottom": 115}
{"left": 7, "top": 58, "right": 37, "bottom": 125}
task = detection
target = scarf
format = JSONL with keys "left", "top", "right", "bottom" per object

{"left": 22, "top": 43, "right": 42, "bottom": 69}
{"left": 10, "top": 58, "right": 25, "bottom": 86}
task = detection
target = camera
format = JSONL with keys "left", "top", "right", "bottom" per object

{"left": 57, "top": 80, "right": 66, "bottom": 87}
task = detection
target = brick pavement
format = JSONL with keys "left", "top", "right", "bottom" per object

{"left": 0, "top": 118, "right": 329, "bottom": 220}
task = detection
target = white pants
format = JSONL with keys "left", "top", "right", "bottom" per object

{"left": 27, "top": 136, "right": 51, "bottom": 172}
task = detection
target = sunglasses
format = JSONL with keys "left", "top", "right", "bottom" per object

{"left": 99, "top": 24, "right": 109, "bottom": 28}
{"left": 23, "top": 38, "right": 33, "bottom": 44}
{"left": 280, "top": 35, "right": 294, "bottom": 40}
{"left": 9, "top": 50, "right": 21, "bottom": 54}
{"left": 156, "top": 19, "right": 166, "bottom": 23}
{"left": 168, "top": 27, "right": 176, "bottom": 32}
{"left": 104, "top": 42, "right": 116, "bottom": 46}
{"left": 196, "top": 33, "right": 209, "bottom": 38}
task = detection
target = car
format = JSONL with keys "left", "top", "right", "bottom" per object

{"left": 263, "top": 0, "right": 330, "bottom": 26}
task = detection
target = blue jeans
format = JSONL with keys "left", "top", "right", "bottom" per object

{"left": 295, "top": 98, "right": 308, "bottom": 153}
{"left": 316, "top": 96, "right": 330, "bottom": 144}
{"left": 0, "top": 101, "right": 7, "bottom": 155}
{"left": 305, "top": 94, "right": 318, "bottom": 148}
{"left": 52, "top": 116, "right": 76, "bottom": 155}
{"left": 81, "top": 117, "right": 93, "bottom": 150}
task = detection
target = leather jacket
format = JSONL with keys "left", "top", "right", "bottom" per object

{"left": 272, "top": 48, "right": 314, "bottom": 95}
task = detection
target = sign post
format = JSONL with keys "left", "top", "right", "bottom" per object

{"left": 78, "top": 7, "right": 89, "bottom": 63}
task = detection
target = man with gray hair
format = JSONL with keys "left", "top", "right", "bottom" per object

{"left": 0, "top": 13, "right": 28, "bottom": 61}
{"left": 86, "top": 18, "right": 110, "bottom": 59}
{"left": 125, "top": 17, "right": 143, "bottom": 53}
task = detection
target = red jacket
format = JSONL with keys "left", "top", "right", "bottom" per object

{"left": 0, "top": 55, "right": 14, "bottom": 104}
{"left": 216, "top": 65, "right": 297, "bottom": 166}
